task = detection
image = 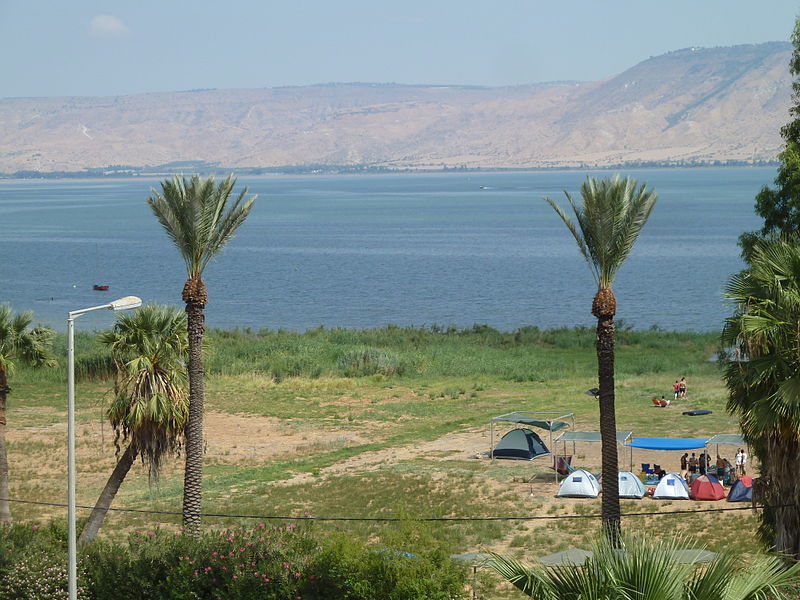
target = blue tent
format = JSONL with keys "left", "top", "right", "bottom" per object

{"left": 727, "top": 477, "right": 753, "bottom": 502}
{"left": 492, "top": 428, "right": 549, "bottom": 460}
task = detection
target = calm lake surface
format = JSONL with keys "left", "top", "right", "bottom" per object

{"left": 0, "top": 168, "right": 770, "bottom": 332}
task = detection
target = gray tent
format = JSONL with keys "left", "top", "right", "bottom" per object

{"left": 492, "top": 428, "right": 549, "bottom": 461}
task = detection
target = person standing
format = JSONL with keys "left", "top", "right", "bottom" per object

{"left": 679, "top": 377, "right": 687, "bottom": 398}
{"left": 680, "top": 452, "right": 689, "bottom": 478}
{"left": 736, "top": 448, "right": 744, "bottom": 476}
{"left": 715, "top": 455, "right": 726, "bottom": 480}
{"left": 699, "top": 452, "right": 706, "bottom": 475}
{"left": 673, "top": 380, "right": 681, "bottom": 400}
{"left": 741, "top": 448, "right": 748, "bottom": 476}
{"left": 688, "top": 452, "right": 697, "bottom": 477}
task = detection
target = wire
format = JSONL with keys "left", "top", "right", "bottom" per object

{"left": 0, "top": 497, "right": 782, "bottom": 523}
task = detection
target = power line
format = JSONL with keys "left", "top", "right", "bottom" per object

{"left": 0, "top": 497, "right": 780, "bottom": 523}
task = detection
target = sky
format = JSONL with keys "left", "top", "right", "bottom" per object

{"left": 1, "top": 1, "right": 798, "bottom": 98}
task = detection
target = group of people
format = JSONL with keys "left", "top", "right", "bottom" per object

{"left": 677, "top": 448, "right": 747, "bottom": 483}
{"left": 672, "top": 376, "right": 687, "bottom": 400}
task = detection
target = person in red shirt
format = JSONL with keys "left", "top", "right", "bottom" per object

{"left": 673, "top": 380, "right": 680, "bottom": 400}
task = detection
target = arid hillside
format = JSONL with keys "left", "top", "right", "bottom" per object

{"left": 0, "top": 42, "right": 791, "bottom": 173}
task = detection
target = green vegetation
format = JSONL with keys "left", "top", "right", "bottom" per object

{"left": 0, "top": 521, "right": 468, "bottom": 600}
{"left": 489, "top": 533, "right": 800, "bottom": 599}
{"left": 723, "top": 239, "right": 800, "bottom": 559}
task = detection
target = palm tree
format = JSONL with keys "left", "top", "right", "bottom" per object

{"left": 147, "top": 174, "right": 256, "bottom": 535}
{"left": 545, "top": 176, "right": 657, "bottom": 541}
{"left": 79, "top": 304, "right": 188, "bottom": 544}
{"left": 722, "top": 238, "right": 800, "bottom": 559}
{"left": 0, "top": 304, "right": 55, "bottom": 523}
{"left": 488, "top": 534, "right": 800, "bottom": 599}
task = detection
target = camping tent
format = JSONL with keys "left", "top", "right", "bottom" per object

{"left": 491, "top": 428, "right": 549, "bottom": 461}
{"left": 727, "top": 476, "right": 753, "bottom": 502}
{"left": 690, "top": 474, "right": 725, "bottom": 501}
{"left": 652, "top": 472, "right": 690, "bottom": 499}
{"left": 490, "top": 412, "right": 574, "bottom": 481}
{"left": 618, "top": 471, "right": 646, "bottom": 499}
{"left": 557, "top": 469, "right": 601, "bottom": 498}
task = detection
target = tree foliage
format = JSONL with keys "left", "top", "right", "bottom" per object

{"left": 740, "top": 19, "right": 800, "bottom": 258}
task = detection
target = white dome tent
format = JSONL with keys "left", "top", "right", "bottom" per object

{"left": 652, "top": 472, "right": 690, "bottom": 499}
{"left": 556, "top": 469, "right": 601, "bottom": 498}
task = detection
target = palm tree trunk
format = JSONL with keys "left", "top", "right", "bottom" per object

{"left": 182, "top": 301, "right": 205, "bottom": 536}
{"left": 597, "top": 314, "right": 621, "bottom": 544}
{"left": 78, "top": 443, "right": 137, "bottom": 545}
{"left": 0, "top": 367, "right": 11, "bottom": 523}
{"left": 768, "top": 435, "right": 800, "bottom": 559}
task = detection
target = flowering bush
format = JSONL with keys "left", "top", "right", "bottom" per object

{"left": 0, "top": 520, "right": 468, "bottom": 600}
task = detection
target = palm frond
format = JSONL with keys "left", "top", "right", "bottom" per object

{"left": 545, "top": 175, "right": 657, "bottom": 291}
{"left": 147, "top": 174, "right": 256, "bottom": 280}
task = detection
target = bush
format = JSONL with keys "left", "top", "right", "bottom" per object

{"left": 336, "top": 347, "right": 404, "bottom": 377}
{"left": 0, "top": 522, "right": 469, "bottom": 600}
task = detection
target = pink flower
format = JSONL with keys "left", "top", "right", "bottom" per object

{"left": 211, "top": 552, "right": 218, "bottom": 557}
{"left": 283, "top": 562, "right": 290, "bottom": 569}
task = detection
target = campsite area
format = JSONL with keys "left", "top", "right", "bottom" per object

{"left": 6, "top": 326, "right": 757, "bottom": 567}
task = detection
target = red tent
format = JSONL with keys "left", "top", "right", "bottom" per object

{"left": 690, "top": 475, "right": 725, "bottom": 501}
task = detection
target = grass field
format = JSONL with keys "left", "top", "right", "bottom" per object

{"left": 6, "top": 325, "right": 757, "bottom": 570}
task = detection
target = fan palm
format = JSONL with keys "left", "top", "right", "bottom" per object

{"left": 0, "top": 304, "right": 55, "bottom": 523}
{"left": 488, "top": 534, "right": 800, "bottom": 600}
{"left": 148, "top": 174, "right": 255, "bottom": 535}
{"left": 79, "top": 304, "right": 188, "bottom": 544}
{"left": 545, "top": 176, "right": 657, "bottom": 541}
{"left": 722, "top": 238, "right": 800, "bottom": 559}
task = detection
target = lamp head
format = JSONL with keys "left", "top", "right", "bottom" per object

{"left": 109, "top": 296, "right": 142, "bottom": 311}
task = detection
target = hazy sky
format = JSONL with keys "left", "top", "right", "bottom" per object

{"left": 2, "top": 1, "right": 798, "bottom": 98}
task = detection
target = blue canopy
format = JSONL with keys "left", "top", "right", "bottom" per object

{"left": 625, "top": 437, "right": 709, "bottom": 450}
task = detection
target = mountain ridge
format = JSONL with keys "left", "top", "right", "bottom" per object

{"left": 0, "top": 41, "right": 792, "bottom": 174}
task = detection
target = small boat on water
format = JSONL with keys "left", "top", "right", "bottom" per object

{"left": 93, "top": 284, "right": 109, "bottom": 291}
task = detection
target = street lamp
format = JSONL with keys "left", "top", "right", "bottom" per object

{"left": 67, "top": 296, "right": 141, "bottom": 600}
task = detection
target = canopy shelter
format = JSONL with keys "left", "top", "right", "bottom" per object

{"left": 536, "top": 548, "right": 718, "bottom": 567}
{"left": 707, "top": 433, "right": 747, "bottom": 461}
{"left": 555, "top": 431, "right": 632, "bottom": 465}
{"left": 490, "top": 412, "right": 575, "bottom": 482}
{"left": 624, "top": 438, "right": 711, "bottom": 472}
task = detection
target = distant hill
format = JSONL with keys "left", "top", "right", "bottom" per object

{"left": 0, "top": 42, "right": 792, "bottom": 174}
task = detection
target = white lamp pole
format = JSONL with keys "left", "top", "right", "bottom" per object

{"left": 67, "top": 296, "right": 141, "bottom": 600}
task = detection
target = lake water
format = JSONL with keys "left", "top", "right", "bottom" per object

{"left": 0, "top": 168, "right": 770, "bottom": 332}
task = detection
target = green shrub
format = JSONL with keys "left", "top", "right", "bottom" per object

{"left": 337, "top": 347, "right": 404, "bottom": 377}
{"left": 0, "top": 522, "right": 468, "bottom": 600}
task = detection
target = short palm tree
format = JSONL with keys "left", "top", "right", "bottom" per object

{"left": 148, "top": 174, "right": 256, "bottom": 535}
{"left": 79, "top": 304, "right": 188, "bottom": 544}
{"left": 488, "top": 534, "right": 800, "bottom": 599}
{"left": 722, "top": 238, "right": 800, "bottom": 559}
{"left": 0, "top": 304, "right": 55, "bottom": 523}
{"left": 545, "top": 176, "right": 657, "bottom": 541}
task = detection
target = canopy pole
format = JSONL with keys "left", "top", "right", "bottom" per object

{"left": 490, "top": 421, "right": 494, "bottom": 460}
{"left": 550, "top": 427, "right": 556, "bottom": 483}
{"left": 629, "top": 444, "right": 633, "bottom": 473}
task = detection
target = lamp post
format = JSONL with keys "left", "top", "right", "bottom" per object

{"left": 67, "top": 296, "right": 141, "bottom": 600}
